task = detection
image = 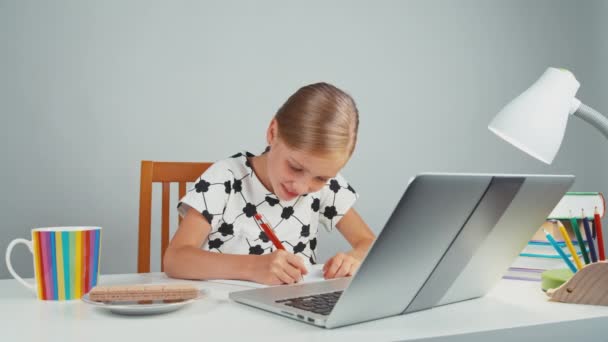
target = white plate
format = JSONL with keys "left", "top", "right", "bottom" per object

{"left": 81, "top": 290, "right": 205, "bottom": 316}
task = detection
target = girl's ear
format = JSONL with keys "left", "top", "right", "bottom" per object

{"left": 267, "top": 118, "right": 278, "bottom": 146}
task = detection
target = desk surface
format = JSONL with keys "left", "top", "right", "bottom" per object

{"left": 1, "top": 273, "right": 607, "bottom": 342}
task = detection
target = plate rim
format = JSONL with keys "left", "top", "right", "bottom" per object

{"left": 81, "top": 289, "right": 204, "bottom": 312}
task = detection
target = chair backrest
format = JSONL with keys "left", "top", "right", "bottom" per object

{"left": 138, "top": 160, "right": 212, "bottom": 273}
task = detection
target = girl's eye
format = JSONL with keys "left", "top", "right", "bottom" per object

{"left": 316, "top": 177, "right": 328, "bottom": 183}
{"left": 290, "top": 165, "right": 303, "bottom": 172}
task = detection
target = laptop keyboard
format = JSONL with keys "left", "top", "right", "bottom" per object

{"left": 275, "top": 291, "right": 343, "bottom": 316}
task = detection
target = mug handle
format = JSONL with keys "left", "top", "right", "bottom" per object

{"left": 5, "top": 238, "right": 36, "bottom": 292}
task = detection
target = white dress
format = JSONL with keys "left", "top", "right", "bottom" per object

{"left": 178, "top": 151, "right": 358, "bottom": 265}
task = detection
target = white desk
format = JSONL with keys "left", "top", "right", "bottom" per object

{"left": 1, "top": 273, "right": 607, "bottom": 342}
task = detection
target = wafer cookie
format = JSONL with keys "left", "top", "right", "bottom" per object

{"left": 88, "top": 284, "right": 199, "bottom": 302}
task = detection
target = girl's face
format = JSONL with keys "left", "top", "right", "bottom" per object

{"left": 265, "top": 120, "right": 348, "bottom": 201}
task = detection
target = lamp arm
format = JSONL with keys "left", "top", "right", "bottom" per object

{"left": 573, "top": 103, "right": 608, "bottom": 141}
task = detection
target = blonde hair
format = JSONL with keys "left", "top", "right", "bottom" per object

{"left": 274, "top": 82, "right": 359, "bottom": 158}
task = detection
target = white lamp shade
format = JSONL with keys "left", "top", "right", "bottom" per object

{"left": 488, "top": 68, "right": 580, "bottom": 164}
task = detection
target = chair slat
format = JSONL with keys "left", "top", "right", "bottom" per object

{"left": 161, "top": 182, "right": 170, "bottom": 272}
{"left": 178, "top": 182, "right": 186, "bottom": 224}
{"left": 137, "top": 161, "right": 154, "bottom": 273}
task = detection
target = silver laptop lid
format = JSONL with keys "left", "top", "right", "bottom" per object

{"left": 325, "top": 173, "right": 573, "bottom": 328}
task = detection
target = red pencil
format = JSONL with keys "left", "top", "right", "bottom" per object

{"left": 594, "top": 207, "right": 605, "bottom": 261}
{"left": 254, "top": 213, "right": 285, "bottom": 250}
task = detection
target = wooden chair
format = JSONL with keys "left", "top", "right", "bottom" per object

{"left": 137, "top": 160, "right": 212, "bottom": 273}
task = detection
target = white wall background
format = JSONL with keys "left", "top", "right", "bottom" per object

{"left": 2, "top": 0, "right": 608, "bottom": 278}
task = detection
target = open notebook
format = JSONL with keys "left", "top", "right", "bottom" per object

{"left": 206, "top": 264, "right": 326, "bottom": 288}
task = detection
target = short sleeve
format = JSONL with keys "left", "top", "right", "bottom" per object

{"left": 318, "top": 173, "right": 359, "bottom": 232}
{"left": 177, "top": 161, "right": 232, "bottom": 225}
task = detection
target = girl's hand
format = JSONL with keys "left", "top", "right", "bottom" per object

{"left": 250, "top": 250, "right": 308, "bottom": 285}
{"left": 323, "top": 252, "right": 361, "bottom": 279}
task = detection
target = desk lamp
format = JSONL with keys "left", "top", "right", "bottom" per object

{"left": 488, "top": 67, "right": 608, "bottom": 290}
{"left": 488, "top": 67, "right": 607, "bottom": 164}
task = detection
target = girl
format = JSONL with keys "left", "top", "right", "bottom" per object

{"left": 164, "top": 82, "right": 375, "bottom": 285}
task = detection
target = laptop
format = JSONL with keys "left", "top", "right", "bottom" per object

{"left": 229, "top": 173, "right": 574, "bottom": 328}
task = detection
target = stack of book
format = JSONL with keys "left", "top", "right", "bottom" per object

{"left": 503, "top": 192, "right": 604, "bottom": 282}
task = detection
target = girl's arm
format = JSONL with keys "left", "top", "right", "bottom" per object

{"left": 323, "top": 208, "right": 375, "bottom": 279}
{"left": 164, "top": 207, "right": 307, "bottom": 285}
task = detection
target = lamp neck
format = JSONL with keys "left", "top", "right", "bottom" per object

{"left": 573, "top": 103, "right": 608, "bottom": 141}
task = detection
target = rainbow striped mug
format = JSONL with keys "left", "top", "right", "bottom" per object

{"left": 5, "top": 226, "right": 102, "bottom": 300}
